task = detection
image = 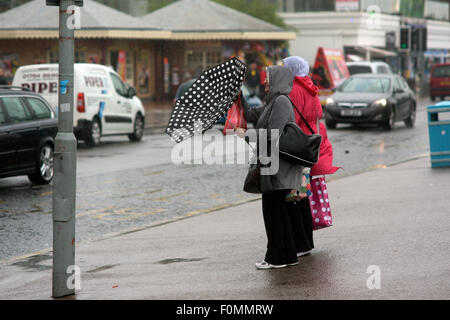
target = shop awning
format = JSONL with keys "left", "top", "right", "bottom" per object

{"left": 346, "top": 54, "right": 364, "bottom": 62}
{"left": 354, "top": 46, "right": 397, "bottom": 59}
{"left": 0, "top": 29, "right": 171, "bottom": 40}
{"left": 170, "top": 31, "right": 296, "bottom": 41}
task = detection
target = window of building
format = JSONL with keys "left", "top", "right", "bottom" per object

{"left": 109, "top": 50, "right": 135, "bottom": 86}
{"left": 49, "top": 49, "right": 86, "bottom": 63}
{"left": 125, "top": 51, "right": 134, "bottom": 85}
{"left": 289, "top": 0, "right": 335, "bottom": 12}
{"left": 206, "top": 51, "right": 221, "bottom": 68}
{"left": 75, "top": 50, "right": 86, "bottom": 63}
{"left": 49, "top": 51, "right": 58, "bottom": 64}
{"left": 185, "top": 49, "right": 221, "bottom": 75}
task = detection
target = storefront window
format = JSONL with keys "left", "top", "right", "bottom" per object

{"left": 49, "top": 49, "right": 86, "bottom": 63}
{"left": 294, "top": 0, "right": 335, "bottom": 12}
{"left": 49, "top": 51, "right": 58, "bottom": 64}
{"left": 185, "top": 49, "right": 221, "bottom": 76}
{"left": 125, "top": 51, "right": 134, "bottom": 85}
{"left": 186, "top": 50, "right": 204, "bottom": 75}
{"left": 109, "top": 50, "right": 135, "bottom": 86}
{"left": 206, "top": 51, "right": 221, "bottom": 68}
{"left": 75, "top": 50, "right": 86, "bottom": 63}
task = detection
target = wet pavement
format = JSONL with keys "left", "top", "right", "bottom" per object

{"left": 0, "top": 155, "right": 448, "bottom": 300}
{"left": 0, "top": 98, "right": 436, "bottom": 262}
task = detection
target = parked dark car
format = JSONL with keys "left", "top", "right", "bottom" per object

{"left": 324, "top": 74, "right": 416, "bottom": 130}
{"left": 174, "top": 79, "right": 262, "bottom": 125}
{"left": 0, "top": 86, "right": 57, "bottom": 184}
{"left": 430, "top": 63, "right": 450, "bottom": 101}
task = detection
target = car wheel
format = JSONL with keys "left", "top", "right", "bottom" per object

{"left": 128, "top": 113, "right": 144, "bottom": 142}
{"left": 325, "top": 115, "right": 337, "bottom": 129}
{"left": 28, "top": 144, "right": 54, "bottom": 185}
{"left": 84, "top": 117, "right": 101, "bottom": 147}
{"left": 404, "top": 103, "right": 416, "bottom": 128}
{"left": 383, "top": 107, "right": 395, "bottom": 130}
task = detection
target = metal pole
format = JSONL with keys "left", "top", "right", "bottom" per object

{"left": 418, "top": 28, "right": 425, "bottom": 97}
{"left": 51, "top": 0, "right": 77, "bottom": 298}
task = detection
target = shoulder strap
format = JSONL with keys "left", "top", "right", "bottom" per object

{"left": 284, "top": 95, "right": 317, "bottom": 135}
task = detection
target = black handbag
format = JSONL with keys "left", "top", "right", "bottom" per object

{"left": 243, "top": 161, "right": 262, "bottom": 194}
{"left": 277, "top": 96, "right": 322, "bottom": 167}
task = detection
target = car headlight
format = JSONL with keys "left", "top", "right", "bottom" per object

{"left": 374, "top": 99, "right": 387, "bottom": 107}
{"left": 326, "top": 98, "right": 335, "bottom": 106}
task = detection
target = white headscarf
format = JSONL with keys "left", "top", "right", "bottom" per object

{"left": 283, "top": 56, "right": 310, "bottom": 77}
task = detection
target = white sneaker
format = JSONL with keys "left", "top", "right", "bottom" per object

{"left": 297, "top": 250, "right": 312, "bottom": 257}
{"left": 287, "top": 261, "right": 299, "bottom": 266}
{"left": 255, "top": 261, "right": 287, "bottom": 269}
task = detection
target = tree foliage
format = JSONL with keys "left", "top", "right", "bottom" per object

{"left": 146, "top": 0, "right": 286, "bottom": 28}
{"left": 147, "top": 0, "right": 177, "bottom": 12}
{"left": 0, "top": 0, "right": 286, "bottom": 29}
{"left": 212, "top": 0, "right": 286, "bottom": 28}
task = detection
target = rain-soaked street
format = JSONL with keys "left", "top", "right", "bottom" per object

{"left": 0, "top": 97, "right": 434, "bottom": 262}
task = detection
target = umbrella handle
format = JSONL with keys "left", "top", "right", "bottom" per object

{"left": 225, "top": 120, "right": 256, "bottom": 153}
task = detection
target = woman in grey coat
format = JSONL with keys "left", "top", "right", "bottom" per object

{"left": 238, "top": 65, "right": 303, "bottom": 269}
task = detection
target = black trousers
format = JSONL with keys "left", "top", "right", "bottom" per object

{"left": 261, "top": 190, "right": 298, "bottom": 265}
{"left": 286, "top": 197, "right": 314, "bottom": 253}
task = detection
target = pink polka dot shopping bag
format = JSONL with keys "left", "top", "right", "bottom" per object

{"left": 309, "top": 176, "right": 332, "bottom": 230}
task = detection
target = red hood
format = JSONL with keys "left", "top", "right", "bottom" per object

{"left": 295, "top": 76, "right": 319, "bottom": 96}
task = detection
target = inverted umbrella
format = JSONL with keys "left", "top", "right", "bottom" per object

{"left": 166, "top": 57, "right": 248, "bottom": 143}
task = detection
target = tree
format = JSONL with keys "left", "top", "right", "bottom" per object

{"left": 145, "top": 0, "right": 287, "bottom": 28}
{"left": 212, "top": 0, "right": 286, "bottom": 28}
{"left": 147, "top": 0, "right": 176, "bottom": 12}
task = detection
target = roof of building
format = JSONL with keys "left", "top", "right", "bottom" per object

{"left": 0, "top": 0, "right": 170, "bottom": 39}
{"left": 0, "top": 0, "right": 295, "bottom": 41}
{"left": 0, "top": 0, "right": 159, "bottom": 30}
{"left": 140, "top": 0, "right": 295, "bottom": 40}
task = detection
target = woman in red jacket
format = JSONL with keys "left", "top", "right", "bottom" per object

{"left": 283, "top": 56, "right": 339, "bottom": 257}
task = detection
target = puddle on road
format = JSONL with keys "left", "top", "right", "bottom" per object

{"left": 157, "top": 257, "right": 207, "bottom": 265}
{"left": 86, "top": 264, "right": 118, "bottom": 273}
{"left": 12, "top": 253, "right": 52, "bottom": 271}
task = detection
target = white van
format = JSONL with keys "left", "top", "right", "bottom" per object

{"left": 12, "top": 63, "right": 146, "bottom": 146}
{"left": 346, "top": 61, "right": 393, "bottom": 75}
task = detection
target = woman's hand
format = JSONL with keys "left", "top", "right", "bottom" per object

{"left": 235, "top": 127, "right": 246, "bottom": 138}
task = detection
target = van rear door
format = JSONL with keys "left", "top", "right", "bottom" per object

{"left": 76, "top": 66, "right": 113, "bottom": 133}
{"left": 12, "top": 66, "right": 58, "bottom": 111}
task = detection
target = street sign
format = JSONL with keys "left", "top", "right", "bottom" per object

{"left": 400, "top": 26, "right": 411, "bottom": 52}
{"left": 46, "top": 0, "right": 83, "bottom": 6}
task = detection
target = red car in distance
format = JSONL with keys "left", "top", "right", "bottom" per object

{"left": 430, "top": 63, "right": 450, "bottom": 101}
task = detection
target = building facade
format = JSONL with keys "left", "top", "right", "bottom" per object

{"left": 0, "top": 0, "right": 295, "bottom": 103}
{"left": 278, "top": 0, "right": 450, "bottom": 93}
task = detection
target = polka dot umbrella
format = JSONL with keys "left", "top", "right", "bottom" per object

{"left": 166, "top": 57, "right": 248, "bottom": 143}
